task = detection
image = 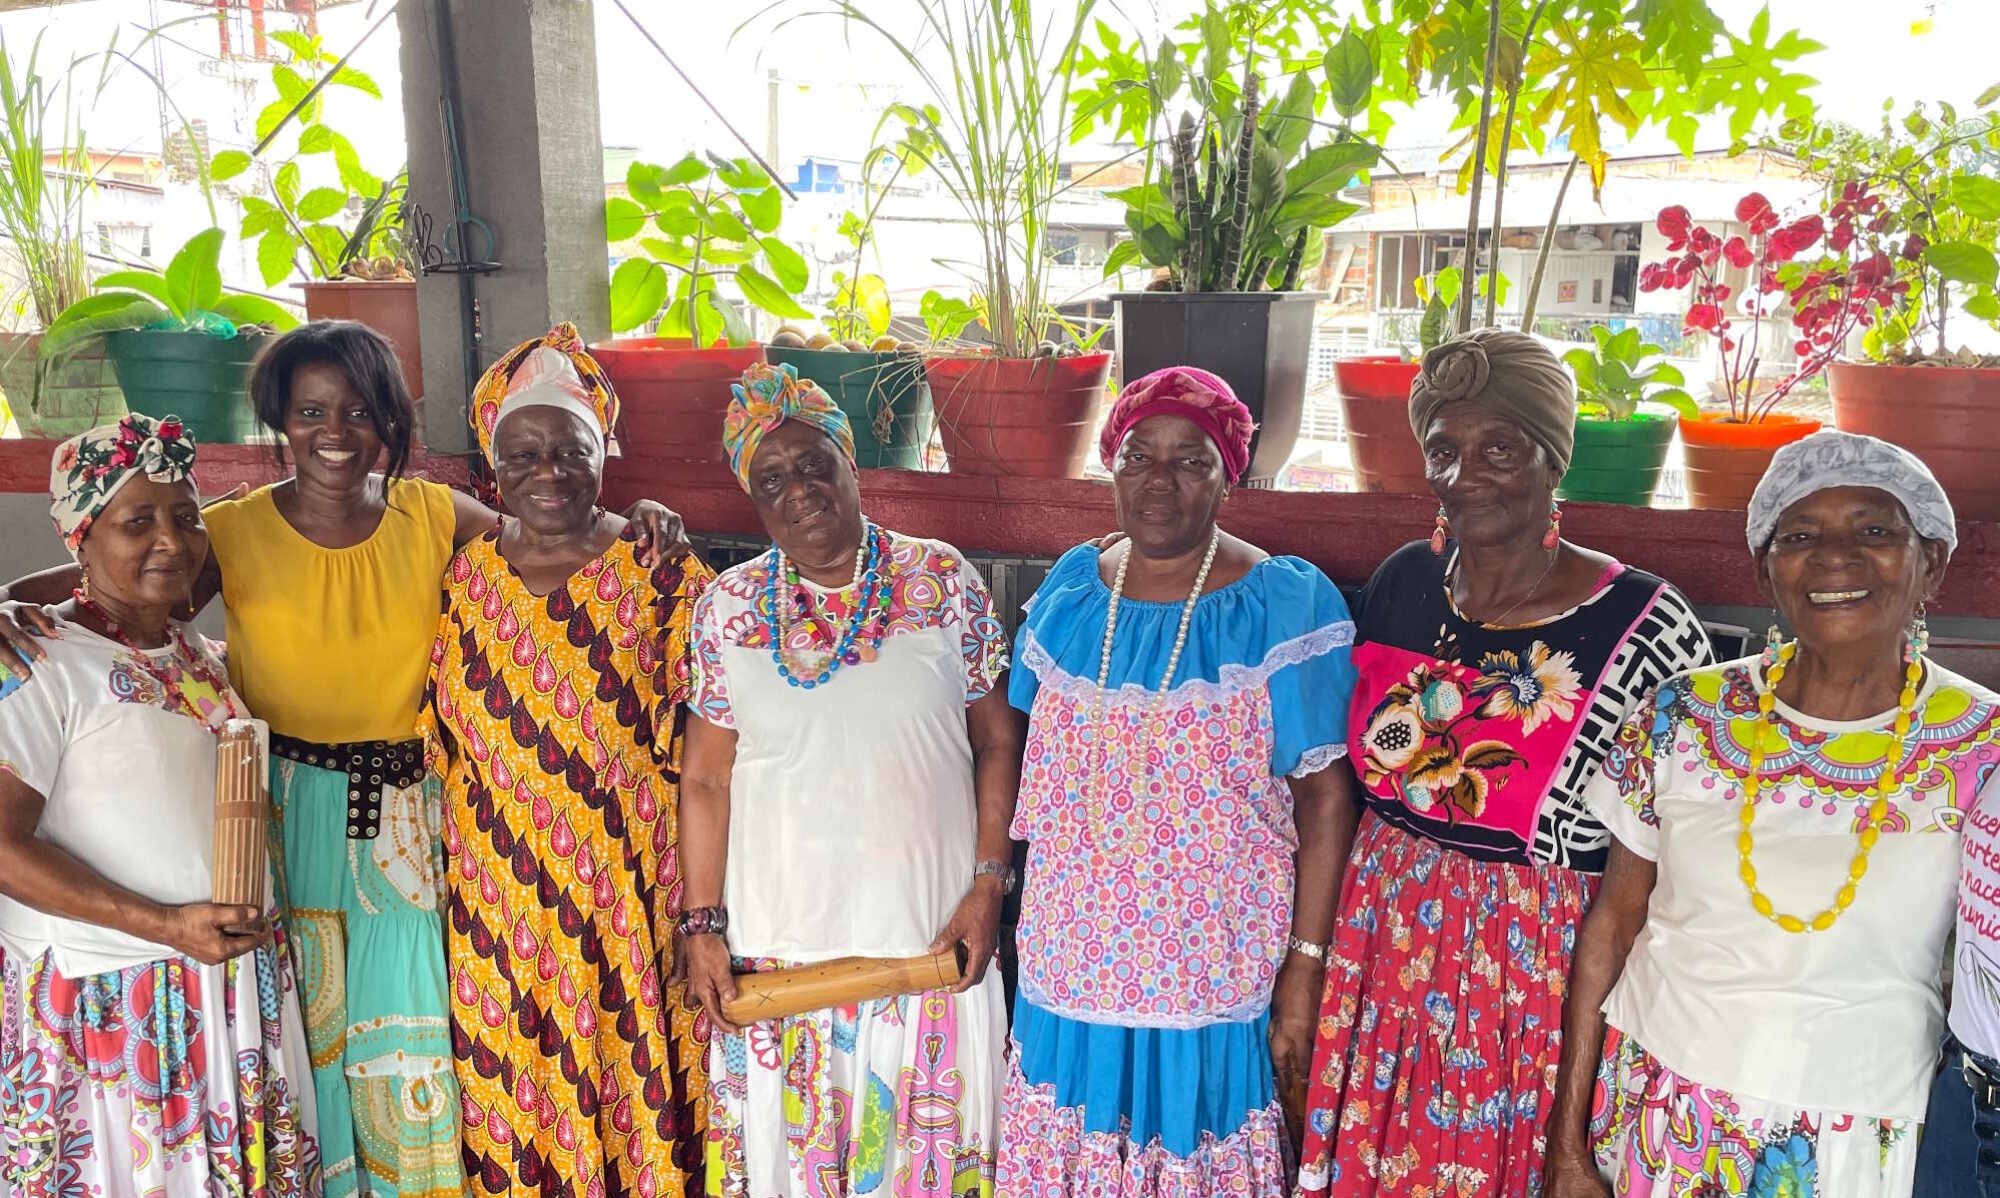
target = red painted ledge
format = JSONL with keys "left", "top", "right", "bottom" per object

{"left": 6, "top": 438, "right": 1997, "bottom": 619}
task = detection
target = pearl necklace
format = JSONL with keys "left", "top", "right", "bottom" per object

{"left": 765, "top": 522, "right": 889, "bottom": 689}
{"left": 1087, "top": 529, "right": 1221, "bottom": 853}
{"left": 1737, "top": 639, "right": 1922, "bottom": 934}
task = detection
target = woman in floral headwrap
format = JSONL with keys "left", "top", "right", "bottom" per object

{"left": 1297, "top": 329, "right": 1713, "bottom": 1198}
{"left": 419, "top": 334, "right": 713, "bottom": 1197}
{"left": 996, "top": 366, "right": 1360, "bottom": 1198}
{"left": 0, "top": 415, "right": 319, "bottom": 1197}
{"left": 679, "top": 361, "right": 1020, "bottom": 1197}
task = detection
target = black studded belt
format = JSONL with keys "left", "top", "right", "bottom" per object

{"left": 269, "top": 733, "right": 427, "bottom": 840}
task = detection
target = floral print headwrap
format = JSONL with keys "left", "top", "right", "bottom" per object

{"left": 722, "top": 360, "right": 855, "bottom": 491}
{"left": 471, "top": 322, "right": 622, "bottom": 466}
{"left": 49, "top": 413, "right": 199, "bottom": 557}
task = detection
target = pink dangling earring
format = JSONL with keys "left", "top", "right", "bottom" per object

{"left": 1542, "top": 502, "right": 1563, "bottom": 552}
{"left": 1430, "top": 506, "right": 1450, "bottom": 556}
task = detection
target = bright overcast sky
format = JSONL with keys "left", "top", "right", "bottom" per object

{"left": 1, "top": 0, "right": 1993, "bottom": 175}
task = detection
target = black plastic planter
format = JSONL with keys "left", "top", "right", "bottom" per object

{"left": 1113, "top": 290, "right": 1323, "bottom": 486}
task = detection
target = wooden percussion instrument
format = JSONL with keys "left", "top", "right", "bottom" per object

{"left": 212, "top": 719, "right": 270, "bottom": 908}
{"left": 722, "top": 948, "right": 966, "bottom": 1025}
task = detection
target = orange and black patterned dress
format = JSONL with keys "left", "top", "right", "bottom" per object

{"left": 420, "top": 531, "right": 714, "bottom": 1198}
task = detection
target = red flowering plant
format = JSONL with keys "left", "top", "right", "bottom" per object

{"left": 1638, "top": 192, "right": 1877, "bottom": 423}
{"left": 1783, "top": 98, "right": 2000, "bottom": 364}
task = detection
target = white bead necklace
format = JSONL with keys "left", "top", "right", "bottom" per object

{"left": 1087, "top": 528, "right": 1221, "bottom": 854}
{"left": 773, "top": 533, "right": 868, "bottom": 674}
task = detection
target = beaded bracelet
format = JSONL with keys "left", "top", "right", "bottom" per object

{"left": 678, "top": 905, "right": 729, "bottom": 938}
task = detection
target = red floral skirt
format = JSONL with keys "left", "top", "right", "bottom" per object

{"left": 1296, "top": 812, "right": 1595, "bottom": 1197}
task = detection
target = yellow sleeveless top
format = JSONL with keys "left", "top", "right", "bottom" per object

{"left": 203, "top": 478, "right": 459, "bottom": 744}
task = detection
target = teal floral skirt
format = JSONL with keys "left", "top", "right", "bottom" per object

{"left": 1591, "top": 1026, "right": 1917, "bottom": 1198}
{"left": 271, "top": 754, "right": 466, "bottom": 1198}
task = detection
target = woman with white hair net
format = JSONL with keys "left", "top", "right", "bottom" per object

{"left": 1542, "top": 430, "right": 1999, "bottom": 1198}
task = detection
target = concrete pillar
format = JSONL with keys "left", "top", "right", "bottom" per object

{"left": 397, "top": 0, "right": 611, "bottom": 452}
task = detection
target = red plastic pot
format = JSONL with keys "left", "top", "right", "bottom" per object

{"left": 1830, "top": 361, "right": 2000, "bottom": 522}
{"left": 590, "top": 338, "right": 766, "bottom": 463}
{"left": 300, "top": 280, "right": 423, "bottom": 398}
{"left": 1333, "top": 355, "right": 1427, "bottom": 493}
{"left": 1679, "top": 411, "right": 1821, "bottom": 511}
{"left": 926, "top": 351, "right": 1113, "bottom": 477}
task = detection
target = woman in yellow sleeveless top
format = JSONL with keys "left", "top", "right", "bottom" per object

{"left": 0, "top": 320, "right": 681, "bottom": 1198}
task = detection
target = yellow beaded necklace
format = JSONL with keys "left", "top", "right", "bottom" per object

{"left": 1736, "top": 640, "right": 1924, "bottom": 934}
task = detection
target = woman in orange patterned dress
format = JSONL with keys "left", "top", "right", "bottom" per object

{"left": 420, "top": 328, "right": 713, "bottom": 1197}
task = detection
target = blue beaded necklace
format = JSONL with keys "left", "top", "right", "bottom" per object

{"left": 764, "top": 521, "right": 893, "bottom": 689}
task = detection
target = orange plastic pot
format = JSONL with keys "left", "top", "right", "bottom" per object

{"left": 1830, "top": 361, "right": 2000, "bottom": 522}
{"left": 589, "top": 338, "right": 766, "bottom": 463}
{"left": 300, "top": 280, "right": 423, "bottom": 398}
{"left": 926, "top": 352, "right": 1113, "bottom": 477}
{"left": 1678, "top": 411, "right": 1821, "bottom": 511}
{"left": 1332, "top": 355, "right": 1427, "bottom": 493}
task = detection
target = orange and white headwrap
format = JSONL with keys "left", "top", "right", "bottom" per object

{"left": 470, "top": 323, "right": 622, "bottom": 465}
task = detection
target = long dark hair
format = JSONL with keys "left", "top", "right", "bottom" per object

{"left": 248, "top": 320, "right": 416, "bottom": 483}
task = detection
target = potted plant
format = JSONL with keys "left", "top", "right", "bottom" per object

{"left": 1079, "top": 3, "right": 1381, "bottom": 484}
{"left": 597, "top": 153, "right": 812, "bottom": 463}
{"left": 764, "top": 133, "right": 931, "bottom": 469}
{"left": 0, "top": 30, "right": 122, "bottom": 437}
{"left": 211, "top": 29, "right": 421, "bottom": 397}
{"left": 1637, "top": 195, "right": 1870, "bottom": 510}
{"left": 1789, "top": 95, "right": 2000, "bottom": 520}
{"left": 769, "top": 0, "right": 1113, "bottom": 479}
{"left": 1559, "top": 326, "right": 1697, "bottom": 506}
{"left": 40, "top": 228, "right": 301, "bottom": 443}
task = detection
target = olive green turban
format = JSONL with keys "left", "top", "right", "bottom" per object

{"left": 1407, "top": 328, "right": 1577, "bottom": 474}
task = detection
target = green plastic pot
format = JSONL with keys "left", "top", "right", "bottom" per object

{"left": 766, "top": 345, "right": 932, "bottom": 469}
{"left": 103, "top": 329, "right": 269, "bottom": 444}
{"left": 1558, "top": 409, "right": 1677, "bottom": 506}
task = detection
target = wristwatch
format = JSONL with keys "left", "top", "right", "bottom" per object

{"left": 677, "top": 905, "right": 729, "bottom": 938}
{"left": 973, "top": 858, "right": 1018, "bottom": 895}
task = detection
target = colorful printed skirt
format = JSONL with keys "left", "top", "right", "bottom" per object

{"left": 1297, "top": 812, "right": 1594, "bottom": 1197}
{"left": 705, "top": 958, "right": 1004, "bottom": 1198}
{"left": 0, "top": 940, "right": 320, "bottom": 1198}
{"left": 995, "top": 999, "right": 1288, "bottom": 1198}
{"left": 1591, "top": 1026, "right": 1918, "bottom": 1197}
{"left": 271, "top": 755, "right": 465, "bottom": 1198}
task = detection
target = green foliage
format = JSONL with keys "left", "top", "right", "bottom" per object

{"left": 605, "top": 153, "right": 809, "bottom": 344}
{"left": 0, "top": 30, "right": 92, "bottom": 329}
{"left": 751, "top": 0, "right": 1098, "bottom": 356}
{"left": 231, "top": 30, "right": 406, "bottom": 285}
{"left": 1075, "top": 1, "right": 1380, "bottom": 292}
{"left": 1375, "top": 1, "right": 1819, "bottom": 199}
{"left": 919, "top": 290, "right": 984, "bottom": 345}
{"left": 1785, "top": 94, "right": 2000, "bottom": 360}
{"left": 1562, "top": 325, "right": 1696, "bottom": 421}
{"left": 42, "top": 227, "right": 300, "bottom": 357}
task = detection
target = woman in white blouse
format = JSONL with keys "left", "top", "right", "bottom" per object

{"left": 1544, "top": 431, "right": 1996, "bottom": 1198}
{"left": 0, "top": 416, "right": 319, "bottom": 1197}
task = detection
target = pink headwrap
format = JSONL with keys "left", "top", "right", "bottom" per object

{"left": 1097, "top": 366, "right": 1257, "bottom": 482}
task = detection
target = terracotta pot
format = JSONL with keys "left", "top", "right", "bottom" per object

{"left": 1332, "top": 356, "right": 1426, "bottom": 493}
{"left": 1678, "top": 411, "right": 1821, "bottom": 511}
{"left": 1829, "top": 360, "right": 2000, "bottom": 522}
{"left": 589, "top": 339, "right": 766, "bottom": 463}
{"left": 300, "top": 280, "right": 423, "bottom": 398}
{"left": 926, "top": 352, "right": 1113, "bottom": 478}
